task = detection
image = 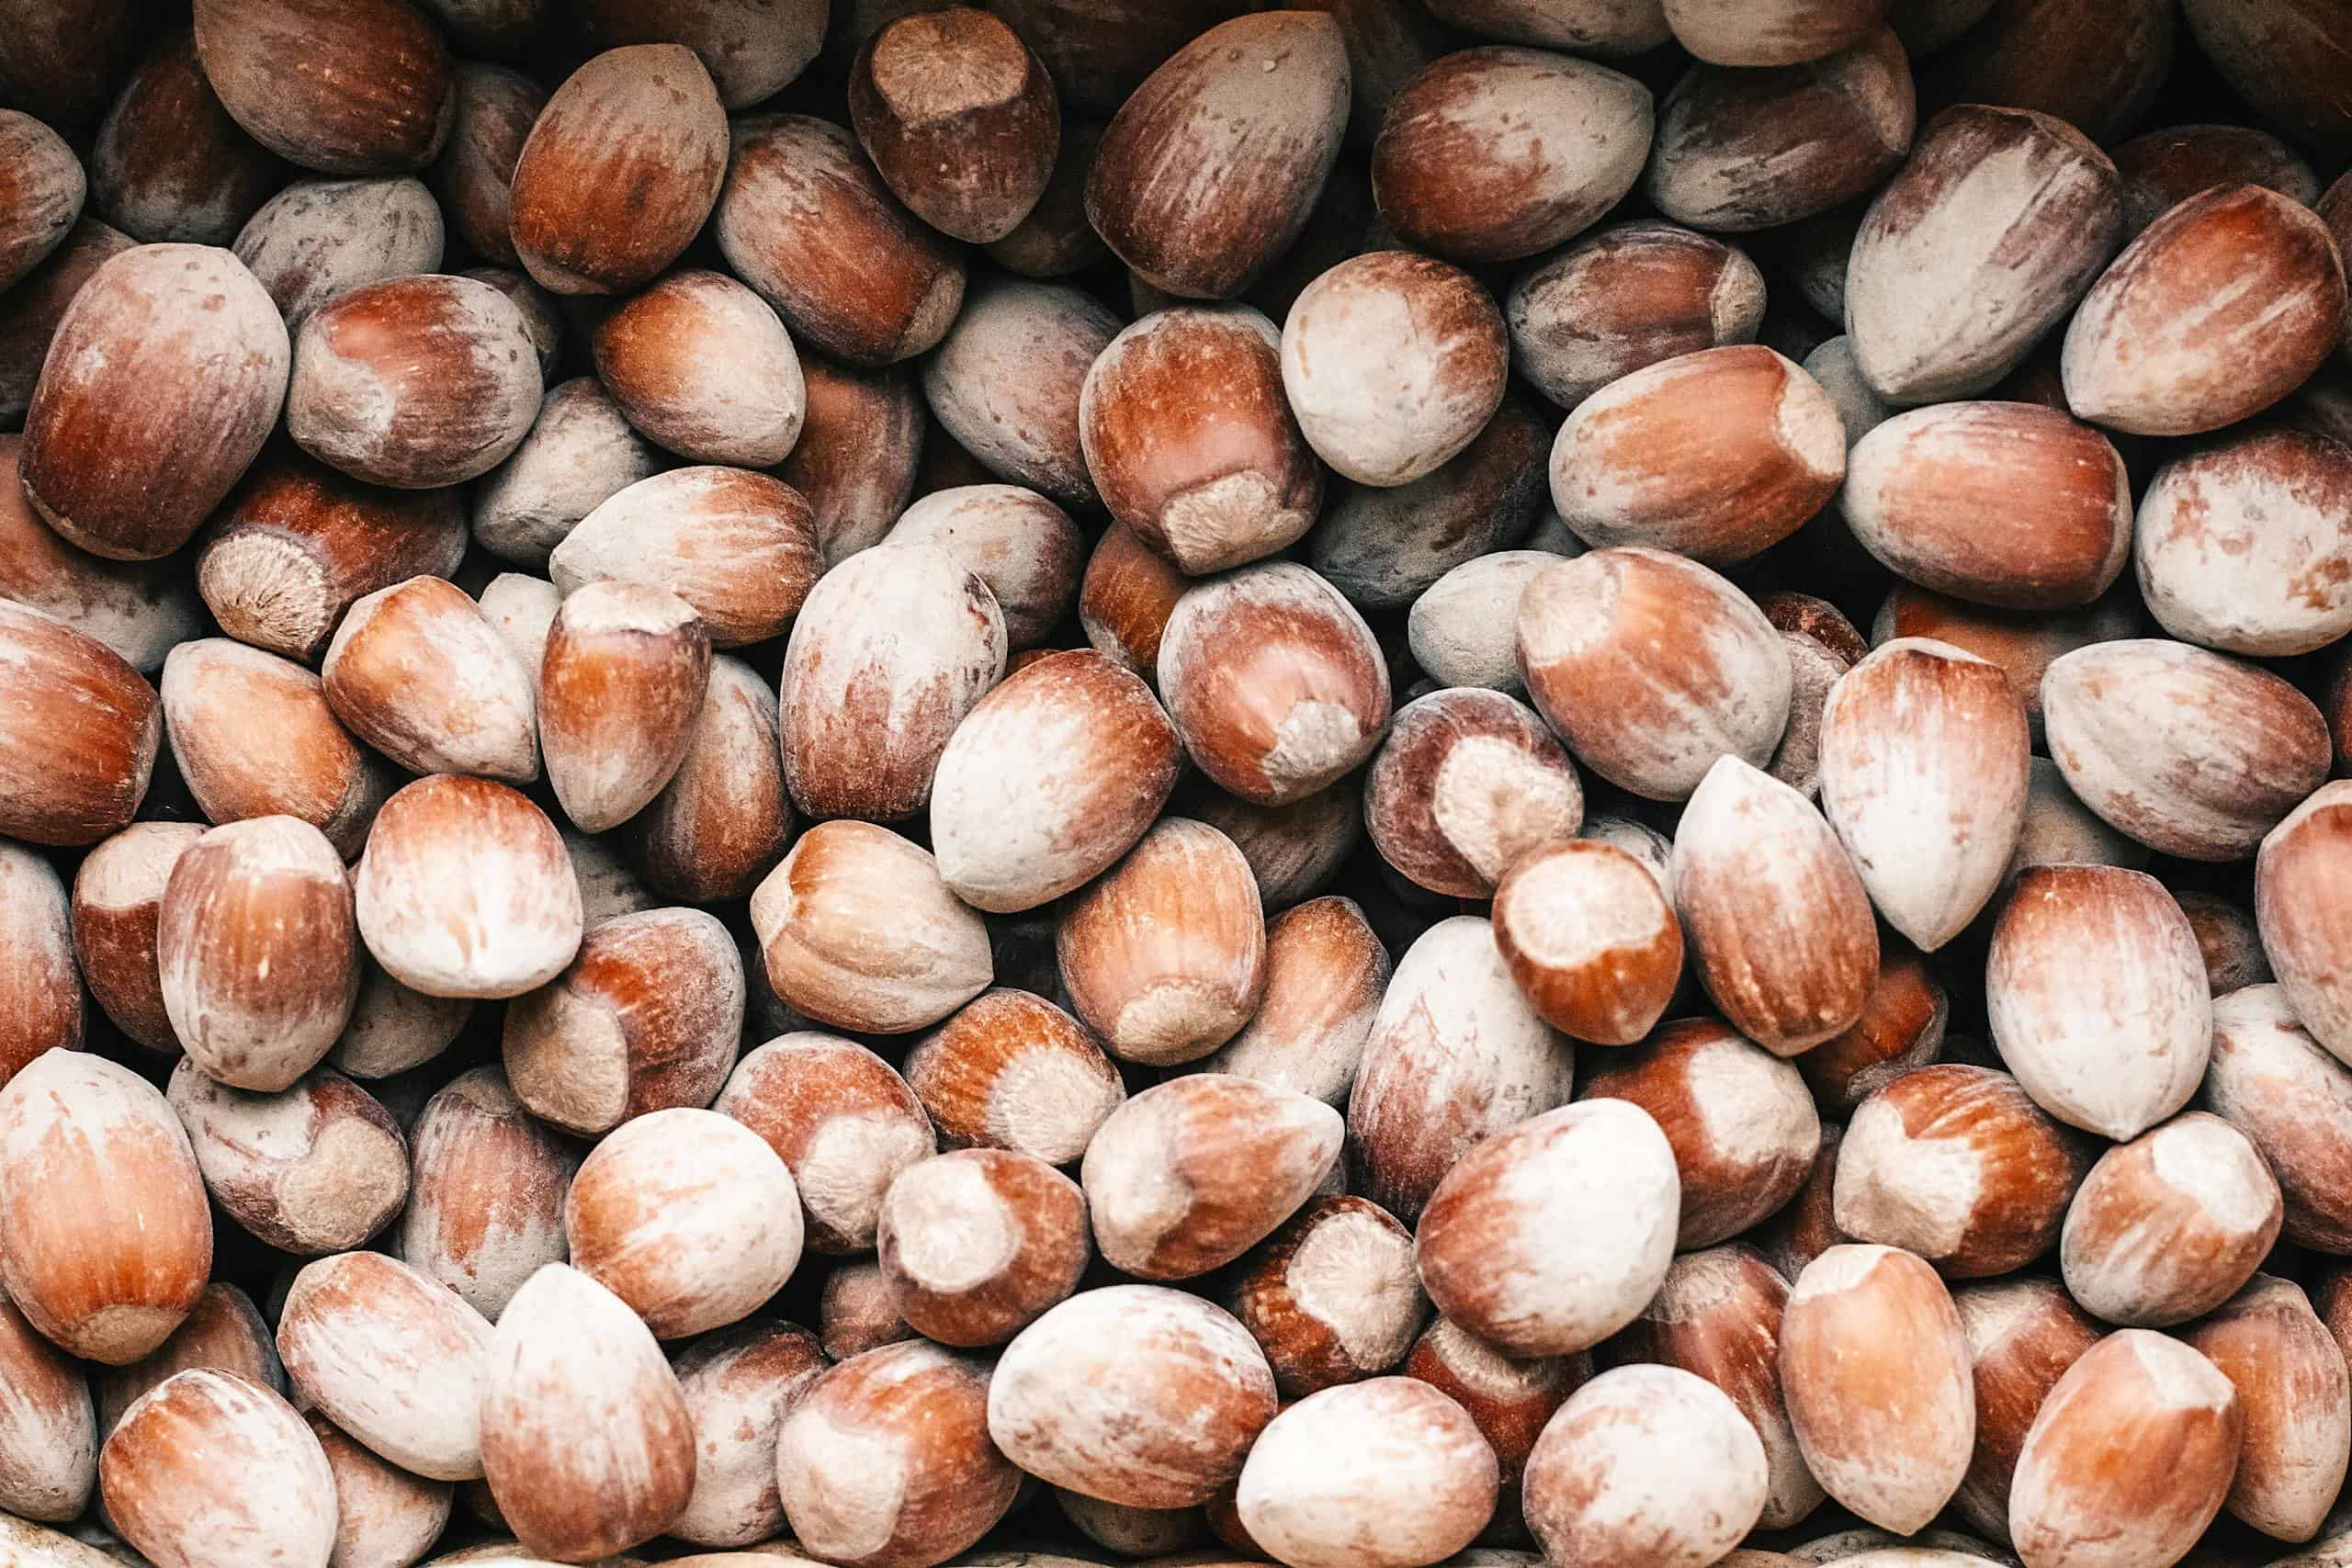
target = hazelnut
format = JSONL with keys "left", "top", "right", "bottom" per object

{"left": 986, "top": 118, "right": 1114, "bottom": 277}
{"left": 309, "top": 1411, "right": 453, "bottom": 1568}
{"left": 2113, "top": 121, "right": 2321, "bottom": 237}
{"left": 99, "top": 1369, "right": 336, "bottom": 1568}
{"left": 1522, "top": 1364, "right": 1766, "bottom": 1568}
{"left": 168, "top": 1062, "right": 409, "bottom": 1255}
{"left": 888, "top": 484, "right": 1083, "bottom": 651}
{"left": 1489, "top": 840, "right": 1679, "bottom": 1046}
{"left": 717, "top": 1032, "right": 936, "bottom": 1255}
{"left": 1415, "top": 1100, "right": 1679, "bottom": 1357}
{"left": 72, "top": 822, "right": 205, "bottom": 1054}
{"left": 397, "top": 1066, "right": 579, "bottom": 1320}
{"left": 1080, "top": 519, "right": 1191, "bottom": 687}
{"left": 1200, "top": 896, "right": 1389, "bottom": 1106}
{"left": 1949, "top": 1276, "right": 2101, "bottom": 1544}
{"left": 1186, "top": 775, "right": 1365, "bottom": 911}
{"left": 568, "top": 0, "right": 825, "bottom": 108}
{"left": 849, "top": 8, "right": 1060, "bottom": 243}
{"left": 901, "top": 989, "right": 1126, "bottom": 1168}
{"left": 2180, "top": 0, "right": 2352, "bottom": 156}
{"left": 591, "top": 271, "right": 807, "bottom": 467}
{"left": 877, "top": 1147, "right": 1088, "bottom": 1346}
{"left": 323, "top": 575, "right": 540, "bottom": 783}
{"left": 1780, "top": 1245, "right": 1973, "bottom": 1535}
{"left": 509, "top": 45, "right": 727, "bottom": 295}
{"left": 85, "top": 30, "right": 280, "bottom": 248}
{"left": 2134, "top": 426, "right": 2352, "bottom": 657}
{"left": 1349, "top": 916, "right": 1572, "bottom": 1223}
{"left": 0, "top": 431, "right": 202, "bottom": 674}
{"left": 1401, "top": 1314, "right": 1583, "bottom": 1500}
{"left": 922, "top": 275, "right": 1119, "bottom": 510}
{"left": 538, "top": 581, "right": 712, "bottom": 834}
{"left": 552, "top": 468, "right": 820, "bottom": 651}
{"left": 1419, "top": 0, "right": 1669, "bottom": 51}
{"left": 1364, "top": 689, "right": 1582, "bottom": 899}
{"left": 430, "top": 62, "right": 542, "bottom": 268}
{"left": 631, "top": 655, "right": 792, "bottom": 904}
{"left": 1796, "top": 946, "right": 1949, "bottom": 1113}
{"left": 1236, "top": 1379, "right": 1498, "bottom": 1568}
{"left": 191, "top": 0, "right": 454, "bottom": 174}
{"left": 2060, "top": 1111, "right": 2282, "bottom": 1326}
{"left": 0, "top": 1291, "right": 96, "bottom": 1521}
{"left": 1506, "top": 221, "right": 1765, "bottom": 412}
{"left": 2182, "top": 1274, "right": 2350, "bottom": 1544}
{"left": 778, "top": 355, "right": 927, "bottom": 567}
{"left": 1871, "top": 584, "right": 2137, "bottom": 748}
{"left": 668, "top": 1321, "right": 826, "bottom": 1550}
{"left": 564, "top": 1108, "right": 802, "bottom": 1337}
{"left": 820, "top": 1260, "right": 917, "bottom": 1362}
{"left": 0, "top": 110, "right": 84, "bottom": 292}
{"left": 231, "top": 175, "right": 447, "bottom": 327}
{"left": 471, "top": 378, "right": 661, "bottom": 570}
{"left": 1918, "top": 0, "right": 2174, "bottom": 146}
{"left": 1223, "top": 1194, "right": 1425, "bottom": 1396}
{"left": 1987, "top": 865, "right": 2210, "bottom": 1141}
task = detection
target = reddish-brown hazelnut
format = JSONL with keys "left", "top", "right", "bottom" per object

{"left": 1364, "top": 689, "right": 1582, "bottom": 899}
{"left": 1223, "top": 1194, "right": 1425, "bottom": 1396}
{"left": 86, "top": 31, "right": 281, "bottom": 248}
{"left": 1200, "top": 895, "right": 1388, "bottom": 1105}
{"left": 2060, "top": 1111, "right": 2282, "bottom": 1327}
{"left": 72, "top": 822, "right": 205, "bottom": 1055}
{"left": 1918, "top": 0, "right": 2175, "bottom": 146}
{"left": 1871, "top": 584, "right": 2137, "bottom": 747}
{"left": 568, "top": 0, "right": 826, "bottom": 108}
{"left": 397, "top": 1066, "right": 579, "bottom": 1320}
{"left": 901, "top": 989, "right": 1125, "bottom": 1167}
{"left": 322, "top": 575, "right": 540, "bottom": 783}
{"left": 1948, "top": 1276, "right": 2101, "bottom": 1543}
{"left": 716, "top": 1032, "right": 936, "bottom": 1254}
{"left": 191, "top": 0, "right": 455, "bottom": 175}
{"left": 667, "top": 1321, "right": 826, "bottom": 1549}
{"left": 877, "top": 1147, "right": 1089, "bottom": 1346}
{"left": 1080, "top": 519, "right": 1192, "bottom": 687}
{"left": 0, "top": 217, "right": 136, "bottom": 427}
{"left": 2186, "top": 1274, "right": 2350, "bottom": 1544}
{"left": 778, "top": 355, "right": 927, "bottom": 567}
{"left": 2114, "top": 122, "right": 2321, "bottom": 236}
{"left": 0, "top": 1280, "right": 96, "bottom": 1522}
{"left": 430, "top": 62, "right": 542, "bottom": 267}
{"left": 849, "top": 8, "right": 1059, "bottom": 244}
{"left": 170, "top": 1062, "right": 408, "bottom": 1255}
{"left": 590, "top": 271, "right": 807, "bottom": 467}
{"left": 100, "top": 1369, "right": 336, "bottom": 1568}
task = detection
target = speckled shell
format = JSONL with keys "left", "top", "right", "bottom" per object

{"left": 2134, "top": 427, "right": 2352, "bottom": 656}
{"left": 99, "top": 1369, "right": 337, "bottom": 1568}
{"left": 1506, "top": 220, "right": 1766, "bottom": 411}
{"left": 276, "top": 1248, "right": 494, "bottom": 1481}
{"left": 169, "top": 1061, "right": 409, "bottom": 1255}
{"left": 231, "top": 175, "right": 446, "bottom": 326}
{"left": 667, "top": 1320, "right": 825, "bottom": 1549}
{"left": 398, "top": 1066, "right": 581, "bottom": 1320}
{"left": 0, "top": 1291, "right": 96, "bottom": 1522}
{"left": 191, "top": 0, "right": 455, "bottom": 175}
{"left": 508, "top": 45, "right": 728, "bottom": 295}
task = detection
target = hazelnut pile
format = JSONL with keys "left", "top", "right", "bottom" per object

{"left": 6, "top": 1, "right": 2352, "bottom": 1568}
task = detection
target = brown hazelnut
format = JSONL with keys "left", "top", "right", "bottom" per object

{"left": 471, "top": 378, "right": 661, "bottom": 570}
{"left": 1871, "top": 584, "right": 2137, "bottom": 748}
{"left": 552, "top": 467, "right": 820, "bottom": 650}
{"left": 2184, "top": 1274, "right": 2350, "bottom": 1545}
{"left": 901, "top": 988, "right": 1125, "bottom": 1167}
{"left": 888, "top": 485, "right": 1083, "bottom": 651}
{"left": 1223, "top": 1194, "right": 1425, "bottom": 1396}
{"left": 2060, "top": 1111, "right": 2282, "bottom": 1326}
{"left": 632, "top": 654, "right": 792, "bottom": 904}
{"left": 1949, "top": 1276, "right": 2101, "bottom": 1544}
{"left": 1796, "top": 945, "right": 1948, "bottom": 1113}
{"left": 86, "top": 30, "right": 281, "bottom": 248}
{"left": 1080, "top": 519, "right": 1191, "bottom": 687}
{"left": 1489, "top": 839, "right": 1679, "bottom": 1047}
{"left": 397, "top": 1066, "right": 579, "bottom": 1320}
{"left": 590, "top": 270, "right": 807, "bottom": 467}
{"left": 1506, "top": 221, "right": 1766, "bottom": 411}
{"left": 777, "top": 355, "right": 927, "bottom": 566}
{"left": 877, "top": 1147, "right": 1089, "bottom": 1346}
{"left": 538, "top": 581, "right": 711, "bottom": 833}
{"left": 1522, "top": 1364, "right": 1765, "bottom": 1568}
{"left": 0, "top": 1288, "right": 96, "bottom": 1522}
{"left": 667, "top": 1321, "right": 826, "bottom": 1550}
{"left": 430, "top": 62, "right": 543, "bottom": 267}
{"left": 2114, "top": 121, "right": 2321, "bottom": 236}
{"left": 717, "top": 1032, "right": 936, "bottom": 1254}
{"left": 322, "top": 575, "right": 539, "bottom": 783}
{"left": 921, "top": 275, "right": 1119, "bottom": 511}
{"left": 0, "top": 217, "right": 136, "bottom": 430}
{"left": 231, "top": 175, "right": 447, "bottom": 327}
{"left": 849, "top": 8, "right": 1060, "bottom": 244}
{"left": 1237, "top": 1378, "right": 1498, "bottom": 1568}
{"left": 568, "top": 0, "right": 826, "bottom": 108}
{"left": 1364, "top": 689, "right": 1582, "bottom": 899}
{"left": 1199, "top": 896, "right": 1388, "bottom": 1105}
{"left": 2201, "top": 984, "right": 2352, "bottom": 1253}
{"left": 309, "top": 1411, "right": 453, "bottom": 1568}
{"left": 191, "top": 0, "right": 455, "bottom": 175}
{"left": 1918, "top": 0, "right": 2174, "bottom": 146}
{"left": 820, "top": 1259, "right": 917, "bottom": 1362}
{"left": 72, "top": 822, "right": 205, "bottom": 1054}
{"left": 100, "top": 1369, "right": 336, "bottom": 1568}
{"left": 169, "top": 1062, "right": 408, "bottom": 1255}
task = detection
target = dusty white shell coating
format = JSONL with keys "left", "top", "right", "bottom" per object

{"left": 1522, "top": 1363, "right": 1770, "bottom": 1568}
{"left": 1408, "top": 550, "right": 1572, "bottom": 693}
{"left": 322, "top": 578, "right": 541, "bottom": 783}
{"left": 472, "top": 378, "right": 662, "bottom": 569}
{"left": 232, "top": 176, "right": 447, "bottom": 327}
{"left": 276, "top": 1250, "right": 494, "bottom": 1483}
{"left": 100, "top": 1368, "right": 338, "bottom": 1568}
{"left": 354, "top": 780, "right": 584, "bottom": 1000}
{"left": 1817, "top": 637, "right": 2030, "bottom": 953}
{"left": 1234, "top": 1379, "right": 1499, "bottom": 1568}
{"left": 920, "top": 275, "right": 1119, "bottom": 509}
{"left": 2134, "top": 431, "right": 2352, "bottom": 656}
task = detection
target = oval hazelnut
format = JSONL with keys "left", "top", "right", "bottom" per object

{"left": 849, "top": 8, "right": 1059, "bottom": 244}
{"left": 668, "top": 1321, "right": 826, "bottom": 1550}
{"left": 901, "top": 989, "right": 1125, "bottom": 1168}
{"left": 2134, "top": 425, "right": 2352, "bottom": 657}
{"left": 471, "top": 378, "right": 661, "bottom": 570}
{"left": 1522, "top": 1364, "right": 1765, "bottom": 1568}
{"left": 99, "top": 1369, "right": 335, "bottom": 1568}
{"left": 398, "top": 1066, "right": 579, "bottom": 1320}
{"left": 72, "top": 822, "right": 205, "bottom": 1054}
{"left": 231, "top": 175, "right": 447, "bottom": 327}
{"left": 1948, "top": 1276, "right": 2100, "bottom": 1543}
{"left": 591, "top": 271, "right": 806, "bottom": 467}
{"left": 877, "top": 1147, "right": 1088, "bottom": 1346}
{"left": 2060, "top": 1111, "right": 2282, "bottom": 1327}
{"left": 191, "top": 0, "right": 454, "bottom": 175}
{"left": 2185, "top": 1274, "right": 2351, "bottom": 1545}
{"left": 323, "top": 575, "right": 540, "bottom": 783}
{"left": 169, "top": 1062, "right": 408, "bottom": 1255}
{"left": 1237, "top": 1378, "right": 1498, "bottom": 1568}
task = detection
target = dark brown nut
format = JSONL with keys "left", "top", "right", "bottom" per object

{"left": 568, "top": 0, "right": 823, "bottom": 107}
{"left": 1238, "top": 1378, "right": 1498, "bottom": 1568}
{"left": 1086, "top": 11, "right": 1347, "bottom": 299}
{"left": 480, "top": 1264, "right": 695, "bottom": 1562}
{"left": 779, "top": 541, "right": 1006, "bottom": 823}
{"left": 322, "top": 576, "right": 540, "bottom": 782}
{"left": 930, "top": 649, "right": 1179, "bottom": 912}
{"left": 563, "top": 1107, "right": 800, "bottom": 1338}
{"left": 1185, "top": 775, "right": 1364, "bottom": 912}
{"left": 715, "top": 114, "right": 967, "bottom": 367}
{"left": 1223, "top": 1194, "right": 1424, "bottom": 1395}
{"left": 1289, "top": 0, "right": 1444, "bottom": 148}
{"left": 2190, "top": 1274, "right": 2350, "bottom": 1543}
{"left": 1372, "top": 47, "right": 1652, "bottom": 265}
{"left": 2134, "top": 426, "right": 2352, "bottom": 657}
{"left": 73, "top": 822, "right": 205, "bottom": 1055}
{"left": 1516, "top": 547, "right": 1791, "bottom": 802}
{"left": 86, "top": 31, "right": 281, "bottom": 247}
{"left": 1847, "top": 105, "right": 2122, "bottom": 404}
{"left": 2114, "top": 123, "right": 2321, "bottom": 236}
{"left": 1407, "top": 550, "right": 1570, "bottom": 695}
{"left": 0, "top": 839, "right": 78, "bottom": 1086}
{"left": 1664, "top": 0, "right": 1890, "bottom": 63}
{"left": 472, "top": 377, "right": 661, "bottom": 569}
{"left": 0, "top": 1265, "right": 95, "bottom": 1521}
{"left": 779, "top": 355, "right": 925, "bottom": 567}
{"left": 1766, "top": 626, "right": 1849, "bottom": 802}
{"left": 538, "top": 581, "right": 711, "bottom": 833}
{"left": 1948, "top": 1277, "right": 2099, "bottom": 1542}
{"left": 2180, "top": 0, "right": 2352, "bottom": 157}
{"left": 2060, "top": 1111, "right": 2281, "bottom": 1328}
{"left": 190, "top": 0, "right": 453, "bottom": 175}
{"left": 355, "top": 775, "right": 582, "bottom": 999}
{"left": 986, "top": 118, "right": 1111, "bottom": 276}
{"left": 430, "top": 62, "right": 543, "bottom": 267}
{"left": 1083, "top": 1075, "right": 1341, "bottom": 1279}
{"left": 2174, "top": 891, "right": 2270, "bottom": 998}
{"left": 502, "top": 906, "right": 743, "bottom": 1138}
{"left": 398, "top": 1066, "right": 577, "bottom": 1319}
{"left": 1056, "top": 817, "right": 1268, "bottom": 1066}
{"left": 22, "top": 243, "right": 288, "bottom": 561}
{"left": 1056, "top": 1489, "right": 1203, "bottom": 1558}
{"left": 1843, "top": 402, "right": 2132, "bottom": 609}
{"left": 288, "top": 273, "right": 543, "bottom": 490}
{"left": 1280, "top": 251, "right": 1509, "bottom": 487}
{"left": 775, "top": 1340, "right": 1021, "bottom": 1568}
{"left": 631, "top": 654, "right": 790, "bottom": 903}
{"left": 0, "top": 114, "right": 82, "bottom": 295}
{"left": 1818, "top": 638, "right": 2029, "bottom": 953}
{"left": 1602, "top": 1246, "right": 1822, "bottom": 1530}
{"left": 158, "top": 818, "right": 358, "bottom": 1092}
{"left": 0, "top": 1050, "right": 210, "bottom": 1365}
{"left": 667, "top": 1322, "right": 825, "bottom": 1550}
{"left": 1581, "top": 1018, "right": 1820, "bottom": 1248}
{"left": 1080, "top": 523, "right": 1196, "bottom": 689}
{"left": 750, "top": 823, "right": 993, "bottom": 1035}
{"left": 0, "top": 0, "right": 149, "bottom": 134}
{"left": 1524, "top": 1364, "right": 1764, "bottom": 1568}
{"left": 1871, "top": 585, "right": 2137, "bottom": 747}
{"left": 1505, "top": 221, "right": 1765, "bottom": 411}
{"left": 1489, "top": 840, "right": 1679, "bottom": 1047}
{"left": 159, "top": 639, "right": 391, "bottom": 860}
{"left": 1198, "top": 896, "right": 1387, "bottom": 1105}
{"left": 876, "top": 1147, "right": 1088, "bottom": 1346}
{"left": 1351, "top": 915, "right": 1572, "bottom": 1223}
{"left": 988, "top": 1285, "right": 1279, "bottom": 1508}
{"left": 1079, "top": 306, "right": 1320, "bottom": 576}
{"left": 921, "top": 275, "right": 1118, "bottom": 511}
{"left": 2063, "top": 186, "right": 2346, "bottom": 436}
{"left": 1675, "top": 757, "right": 1879, "bottom": 1056}
{"left": 1834, "top": 1063, "right": 2089, "bottom": 1277}
{"left": 847, "top": 8, "right": 1058, "bottom": 244}
{"left": 275, "top": 1249, "right": 492, "bottom": 1482}
{"left": 1415, "top": 0, "right": 1667, "bottom": 51}
{"left": 1918, "top": 0, "right": 2172, "bottom": 145}
{"left": 717, "top": 1032, "right": 935, "bottom": 1255}
{"left": 1780, "top": 1245, "right": 1973, "bottom": 1534}
{"left": 1310, "top": 396, "right": 1550, "bottom": 610}
{"left": 508, "top": 45, "right": 725, "bottom": 295}
{"left": 1796, "top": 948, "right": 1947, "bottom": 1113}
{"left": 590, "top": 271, "right": 806, "bottom": 467}
{"left": 1549, "top": 344, "right": 1842, "bottom": 565}
{"left": 1756, "top": 1122, "right": 1848, "bottom": 1283}
{"left": 552, "top": 468, "right": 820, "bottom": 650}
{"left": 1416, "top": 1100, "right": 1678, "bottom": 1356}
{"left": 100, "top": 1369, "right": 336, "bottom": 1568}
{"left": 0, "top": 217, "right": 136, "bottom": 426}
{"left": 1645, "top": 28, "right": 1914, "bottom": 232}
{"left": 1158, "top": 562, "right": 1389, "bottom": 807}
{"left": 231, "top": 175, "right": 447, "bottom": 327}
{"left": 0, "top": 604, "right": 158, "bottom": 849}
{"left": 1363, "top": 689, "right": 1581, "bottom": 899}
{"left": 2007, "top": 1330, "right": 2242, "bottom": 1568}
{"left": 2042, "top": 638, "right": 2330, "bottom": 862}
{"left": 306, "top": 1410, "right": 452, "bottom": 1568}
{"left": 903, "top": 988, "right": 1125, "bottom": 1167}
{"left": 169, "top": 1062, "right": 407, "bottom": 1254}
{"left": 196, "top": 448, "right": 467, "bottom": 666}
{"left": 888, "top": 485, "right": 1083, "bottom": 651}
{"left": 1988, "top": 864, "right": 2209, "bottom": 1141}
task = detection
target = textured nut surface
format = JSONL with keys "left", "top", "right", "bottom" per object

{"left": 1522, "top": 1363, "right": 1768, "bottom": 1568}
